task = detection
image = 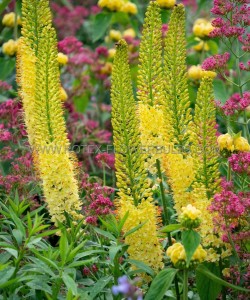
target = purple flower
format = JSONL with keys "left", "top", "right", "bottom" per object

{"left": 112, "top": 276, "right": 143, "bottom": 300}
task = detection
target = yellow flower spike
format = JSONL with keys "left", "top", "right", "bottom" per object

{"left": 2, "top": 39, "right": 18, "bottom": 56}
{"left": 2, "top": 12, "right": 21, "bottom": 27}
{"left": 57, "top": 52, "right": 68, "bottom": 65}
{"left": 111, "top": 39, "right": 163, "bottom": 273}
{"left": 157, "top": 0, "right": 176, "bottom": 9}
{"left": 109, "top": 29, "right": 122, "bottom": 41}
{"left": 17, "top": 0, "right": 82, "bottom": 224}
{"left": 121, "top": 2, "right": 138, "bottom": 15}
{"left": 164, "top": 4, "right": 192, "bottom": 148}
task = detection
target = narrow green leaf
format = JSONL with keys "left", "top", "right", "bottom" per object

{"left": 196, "top": 262, "right": 221, "bottom": 300}
{"left": 92, "top": 13, "right": 112, "bottom": 42}
{"left": 12, "top": 229, "right": 23, "bottom": 246}
{"left": 93, "top": 227, "right": 116, "bottom": 241}
{"left": 182, "top": 230, "right": 200, "bottom": 267}
{"left": 161, "top": 224, "right": 182, "bottom": 233}
{"left": 123, "top": 221, "right": 147, "bottom": 238}
{"left": 62, "top": 272, "right": 78, "bottom": 296}
{"left": 145, "top": 268, "right": 178, "bottom": 300}
{"left": 109, "top": 245, "right": 123, "bottom": 263}
{"left": 197, "top": 264, "right": 250, "bottom": 293}
{"left": 85, "top": 276, "right": 112, "bottom": 298}
{"left": 59, "top": 231, "right": 69, "bottom": 265}
{"left": 0, "top": 266, "right": 15, "bottom": 285}
{"left": 126, "top": 259, "right": 155, "bottom": 277}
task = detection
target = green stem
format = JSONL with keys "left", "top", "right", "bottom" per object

{"left": 14, "top": 0, "right": 18, "bottom": 40}
{"left": 102, "top": 164, "right": 106, "bottom": 186}
{"left": 183, "top": 269, "right": 189, "bottom": 300}
{"left": 219, "top": 259, "right": 226, "bottom": 300}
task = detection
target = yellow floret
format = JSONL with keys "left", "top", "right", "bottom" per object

{"left": 193, "top": 40, "right": 210, "bottom": 52}
{"left": 217, "top": 133, "right": 234, "bottom": 151}
{"left": 2, "top": 12, "right": 21, "bottom": 27}
{"left": 2, "top": 39, "right": 18, "bottom": 56}
{"left": 121, "top": 2, "right": 138, "bottom": 14}
{"left": 108, "top": 48, "right": 116, "bottom": 58}
{"left": 181, "top": 204, "right": 201, "bottom": 220}
{"left": 156, "top": 0, "right": 176, "bottom": 9}
{"left": 193, "top": 19, "right": 214, "bottom": 38}
{"left": 233, "top": 136, "right": 250, "bottom": 152}
{"left": 188, "top": 65, "right": 203, "bottom": 80}
{"left": 60, "top": 87, "right": 68, "bottom": 102}
{"left": 109, "top": 29, "right": 122, "bottom": 41}
{"left": 123, "top": 28, "right": 136, "bottom": 38}
{"left": 57, "top": 52, "right": 68, "bottom": 65}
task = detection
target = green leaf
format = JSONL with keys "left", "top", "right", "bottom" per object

{"left": 182, "top": 230, "right": 200, "bottom": 267}
{"left": 12, "top": 229, "right": 23, "bottom": 246}
{"left": 196, "top": 263, "right": 221, "bottom": 300}
{"left": 85, "top": 276, "right": 112, "bottom": 298}
{"left": 62, "top": 272, "right": 78, "bottom": 296}
{"left": 73, "top": 93, "right": 89, "bottom": 113}
{"left": 92, "top": 12, "right": 112, "bottom": 42}
{"left": 68, "top": 258, "right": 96, "bottom": 268}
{"left": 123, "top": 221, "right": 147, "bottom": 238}
{"left": 0, "top": 266, "right": 15, "bottom": 285}
{"left": 214, "top": 80, "right": 229, "bottom": 104}
{"left": 93, "top": 227, "right": 116, "bottom": 241}
{"left": 4, "top": 247, "right": 18, "bottom": 259}
{"left": 9, "top": 208, "right": 26, "bottom": 237}
{"left": 161, "top": 224, "right": 182, "bottom": 233}
{"left": 26, "top": 277, "right": 52, "bottom": 294}
{"left": 0, "top": 57, "right": 15, "bottom": 80}
{"left": 0, "top": 0, "right": 11, "bottom": 14}
{"left": 196, "top": 264, "right": 250, "bottom": 293}
{"left": 127, "top": 259, "right": 155, "bottom": 277}
{"left": 207, "top": 40, "right": 219, "bottom": 55}
{"left": 109, "top": 245, "right": 123, "bottom": 263}
{"left": 59, "top": 231, "right": 69, "bottom": 265}
{"left": 145, "top": 268, "right": 178, "bottom": 300}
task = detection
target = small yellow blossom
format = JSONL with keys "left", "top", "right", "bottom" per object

{"left": 121, "top": 2, "right": 138, "bottom": 15}
{"left": 2, "top": 12, "right": 21, "bottom": 27}
{"left": 156, "top": 0, "right": 176, "bottom": 9}
{"left": 193, "top": 19, "right": 214, "bottom": 38}
{"left": 2, "top": 39, "right": 18, "bottom": 56}
{"left": 109, "top": 29, "right": 122, "bottom": 41}
{"left": 188, "top": 65, "right": 203, "bottom": 80}
{"left": 217, "top": 133, "right": 234, "bottom": 151}
{"left": 222, "top": 268, "right": 230, "bottom": 278}
{"left": 193, "top": 40, "right": 210, "bottom": 52}
{"left": 181, "top": 204, "right": 201, "bottom": 220}
{"left": 167, "top": 242, "right": 207, "bottom": 267}
{"left": 123, "top": 28, "right": 136, "bottom": 39}
{"left": 108, "top": 48, "right": 116, "bottom": 58}
{"left": 201, "top": 70, "right": 217, "bottom": 78}
{"left": 234, "top": 136, "right": 250, "bottom": 152}
{"left": 60, "top": 87, "right": 68, "bottom": 101}
{"left": 100, "top": 62, "right": 112, "bottom": 74}
{"left": 57, "top": 52, "right": 68, "bottom": 65}
{"left": 98, "top": 0, "right": 124, "bottom": 11}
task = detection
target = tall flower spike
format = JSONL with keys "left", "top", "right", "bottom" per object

{"left": 111, "top": 39, "right": 151, "bottom": 207}
{"left": 190, "top": 77, "right": 220, "bottom": 199}
{"left": 164, "top": 4, "right": 192, "bottom": 149}
{"left": 137, "top": 1, "right": 170, "bottom": 174}
{"left": 17, "top": 0, "right": 81, "bottom": 223}
{"left": 137, "top": 1, "right": 164, "bottom": 106}
{"left": 111, "top": 40, "right": 163, "bottom": 272}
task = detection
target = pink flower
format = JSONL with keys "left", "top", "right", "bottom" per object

{"left": 202, "top": 52, "right": 230, "bottom": 71}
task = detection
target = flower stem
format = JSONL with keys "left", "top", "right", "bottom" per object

{"left": 183, "top": 269, "right": 189, "bottom": 300}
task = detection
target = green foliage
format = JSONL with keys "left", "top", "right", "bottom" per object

{"left": 111, "top": 39, "right": 152, "bottom": 206}
{"left": 196, "top": 262, "right": 222, "bottom": 300}
{"left": 145, "top": 268, "right": 178, "bottom": 300}
{"left": 163, "top": 4, "right": 192, "bottom": 148}
{"left": 137, "top": 1, "right": 164, "bottom": 106}
{"left": 182, "top": 230, "right": 201, "bottom": 267}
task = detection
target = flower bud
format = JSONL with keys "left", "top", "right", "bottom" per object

{"left": 156, "top": 0, "right": 176, "bottom": 9}
{"left": 179, "top": 204, "right": 201, "bottom": 229}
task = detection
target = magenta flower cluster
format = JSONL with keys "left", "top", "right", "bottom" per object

{"left": 202, "top": 52, "right": 230, "bottom": 71}
{"left": 216, "top": 91, "right": 250, "bottom": 115}
{"left": 229, "top": 152, "right": 250, "bottom": 174}
{"left": 81, "top": 174, "right": 114, "bottom": 225}
{"left": 210, "top": 0, "right": 249, "bottom": 39}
